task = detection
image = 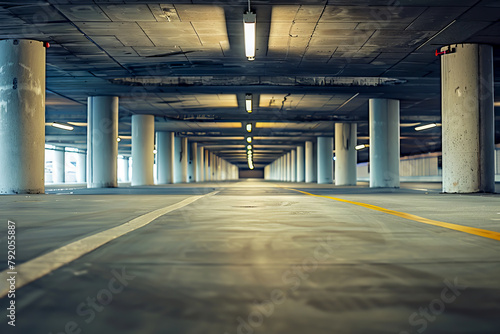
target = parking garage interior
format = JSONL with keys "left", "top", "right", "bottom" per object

{"left": 1, "top": 1, "right": 500, "bottom": 333}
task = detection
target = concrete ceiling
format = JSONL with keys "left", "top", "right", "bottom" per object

{"left": 1, "top": 0, "right": 500, "bottom": 168}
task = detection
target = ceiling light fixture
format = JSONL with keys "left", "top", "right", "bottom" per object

{"left": 355, "top": 144, "right": 369, "bottom": 151}
{"left": 243, "top": 1, "right": 256, "bottom": 61}
{"left": 415, "top": 123, "right": 439, "bottom": 131}
{"left": 246, "top": 137, "right": 252, "bottom": 143}
{"left": 245, "top": 93, "right": 253, "bottom": 113}
{"left": 246, "top": 123, "right": 252, "bottom": 133}
{"left": 51, "top": 122, "right": 74, "bottom": 131}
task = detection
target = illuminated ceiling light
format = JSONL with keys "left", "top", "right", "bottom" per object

{"left": 51, "top": 122, "right": 74, "bottom": 131}
{"left": 245, "top": 93, "right": 253, "bottom": 113}
{"left": 153, "top": 149, "right": 157, "bottom": 154}
{"left": 415, "top": 123, "right": 439, "bottom": 131}
{"left": 355, "top": 144, "right": 369, "bottom": 151}
{"left": 247, "top": 145, "right": 252, "bottom": 150}
{"left": 243, "top": 9, "right": 256, "bottom": 61}
{"left": 246, "top": 123, "right": 252, "bottom": 133}
{"left": 246, "top": 137, "right": 252, "bottom": 143}
{"left": 117, "top": 137, "right": 121, "bottom": 142}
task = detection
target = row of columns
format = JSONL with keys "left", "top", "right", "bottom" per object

{"left": 94, "top": 109, "right": 238, "bottom": 187}
{"left": 266, "top": 107, "right": 396, "bottom": 188}
{"left": 0, "top": 39, "right": 495, "bottom": 193}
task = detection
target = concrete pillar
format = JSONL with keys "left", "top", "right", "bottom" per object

{"left": 296, "top": 145, "right": 305, "bottom": 182}
{"left": 53, "top": 148, "right": 65, "bottom": 184}
{"left": 291, "top": 149, "right": 296, "bottom": 182}
{"left": 188, "top": 142, "right": 196, "bottom": 183}
{"left": 204, "top": 149, "right": 210, "bottom": 181}
{"left": 335, "top": 123, "right": 357, "bottom": 186}
{"left": 0, "top": 39, "right": 45, "bottom": 194}
{"left": 197, "top": 145, "right": 204, "bottom": 182}
{"left": 173, "top": 135, "right": 182, "bottom": 183}
{"left": 87, "top": 96, "right": 119, "bottom": 188}
{"left": 317, "top": 137, "right": 333, "bottom": 184}
{"left": 156, "top": 131, "right": 174, "bottom": 184}
{"left": 441, "top": 43, "right": 495, "bottom": 193}
{"left": 305, "top": 141, "right": 314, "bottom": 183}
{"left": 181, "top": 137, "right": 189, "bottom": 183}
{"left": 285, "top": 152, "right": 290, "bottom": 181}
{"left": 131, "top": 114, "right": 154, "bottom": 186}
{"left": 282, "top": 155, "right": 286, "bottom": 181}
{"left": 76, "top": 152, "right": 86, "bottom": 183}
{"left": 369, "top": 99, "right": 400, "bottom": 188}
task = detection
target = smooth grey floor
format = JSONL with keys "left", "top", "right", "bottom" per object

{"left": 1, "top": 180, "right": 500, "bottom": 334}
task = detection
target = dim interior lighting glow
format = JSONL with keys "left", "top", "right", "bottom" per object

{"left": 246, "top": 137, "right": 252, "bottom": 143}
{"left": 243, "top": 12, "right": 256, "bottom": 61}
{"left": 246, "top": 123, "right": 252, "bottom": 132}
{"left": 415, "top": 123, "right": 439, "bottom": 131}
{"left": 51, "top": 122, "right": 74, "bottom": 131}
{"left": 245, "top": 93, "right": 253, "bottom": 113}
{"left": 355, "top": 144, "right": 369, "bottom": 151}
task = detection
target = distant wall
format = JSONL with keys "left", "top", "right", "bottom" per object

{"left": 357, "top": 149, "right": 500, "bottom": 180}
{"left": 239, "top": 169, "right": 264, "bottom": 179}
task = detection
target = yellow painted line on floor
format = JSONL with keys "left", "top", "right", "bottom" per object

{"left": 288, "top": 188, "right": 500, "bottom": 242}
{"left": 0, "top": 191, "right": 219, "bottom": 298}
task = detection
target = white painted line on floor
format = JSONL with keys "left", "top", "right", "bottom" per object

{"left": 0, "top": 191, "right": 218, "bottom": 298}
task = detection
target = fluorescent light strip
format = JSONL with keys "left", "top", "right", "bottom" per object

{"left": 355, "top": 144, "right": 369, "bottom": 151}
{"left": 245, "top": 99, "right": 252, "bottom": 113}
{"left": 336, "top": 93, "right": 359, "bottom": 111}
{"left": 243, "top": 12, "right": 256, "bottom": 60}
{"left": 51, "top": 122, "right": 74, "bottom": 131}
{"left": 415, "top": 123, "right": 438, "bottom": 131}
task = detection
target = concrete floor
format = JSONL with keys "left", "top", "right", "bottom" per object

{"left": 1, "top": 180, "right": 500, "bottom": 333}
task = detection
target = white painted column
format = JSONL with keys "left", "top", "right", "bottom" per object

{"left": 281, "top": 155, "right": 286, "bottom": 181}
{"left": 291, "top": 149, "right": 296, "bottom": 182}
{"left": 131, "top": 114, "right": 154, "bottom": 186}
{"left": 369, "top": 99, "right": 400, "bottom": 188}
{"left": 0, "top": 39, "right": 45, "bottom": 194}
{"left": 296, "top": 145, "right": 305, "bottom": 182}
{"left": 53, "top": 148, "right": 65, "bottom": 184}
{"left": 156, "top": 131, "right": 174, "bottom": 184}
{"left": 335, "top": 123, "right": 357, "bottom": 186}
{"left": 188, "top": 142, "right": 196, "bottom": 183}
{"left": 173, "top": 135, "right": 183, "bottom": 183}
{"left": 317, "top": 137, "right": 333, "bottom": 184}
{"left": 87, "top": 96, "right": 119, "bottom": 188}
{"left": 181, "top": 137, "right": 189, "bottom": 183}
{"left": 285, "top": 152, "right": 290, "bottom": 181}
{"left": 441, "top": 43, "right": 495, "bottom": 193}
{"left": 204, "top": 149, "right": 210, "bottom": 181}
{"left": 305, "top": 141, "right": 314, "bottom": 183}
{"left": 197, "top": 145, "right": 204, "bottom": 182}
{"left": 76, "top": 152, "right": 86, "bottom": 183}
